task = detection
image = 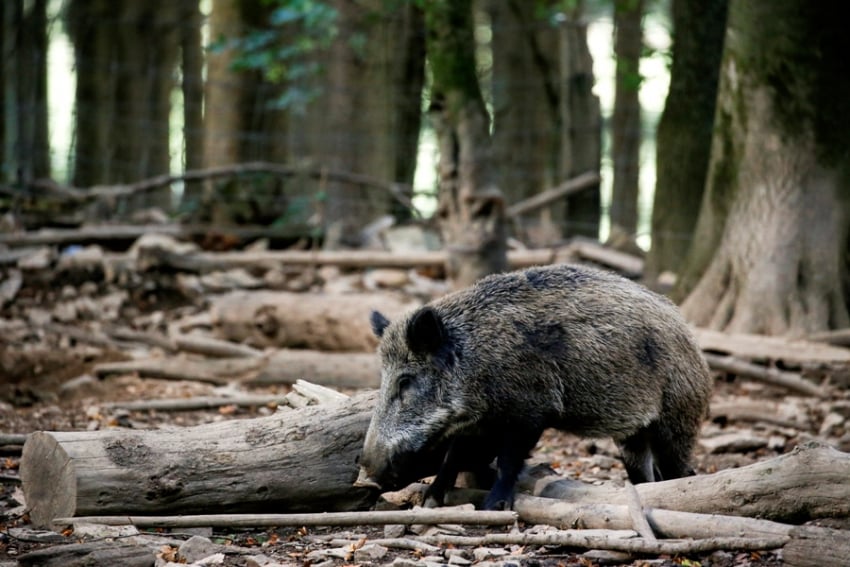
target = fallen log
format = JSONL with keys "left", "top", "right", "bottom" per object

{"left": 210, "top": 290, "right": 419, "bottom": 351}
{"left": 100, "top": 393, "right": 293, "bottom": 412}
{"left": 94, "top": 350, "right": 381, "bottom": 389}
{"left": 709, "top": 398, "right": 813, "bottom": 430}
{"left": 173, "top": 333, "right": 264, "bottom": 358}
{"left": 535, "top": 441, "right": 850, "bottom": 523}
{"left": 808, "top": 328, "right": 850, "bottom": 347}
{"left": 17, "top": 542, "right": 158, "bottom": 567}
{"left": 250, "top": 349, "right": 380, "bottom": 389}
{"left": 506, "top": 172, "right": 600, "bottom": 218}
{"left": 693, "top": 327, "right": 850, "bottom": 365}
{"left": 703, "top": 353, "right": 827, "bottom": 397}
{"left": 20, "top": 391, "right": 381, "bottom": 529}
{"left": 93, "top": 356, "right": 264, "bottom": 385}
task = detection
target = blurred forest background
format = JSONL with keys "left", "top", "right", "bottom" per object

{"left": 2, "top": 0, "right": 850, "bottom": 337}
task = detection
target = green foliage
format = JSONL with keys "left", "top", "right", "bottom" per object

{"left": 210, "top": 0, "right": 338, "bottom": 112}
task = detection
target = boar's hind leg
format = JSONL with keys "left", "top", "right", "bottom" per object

{"left": 616, "top": 427, "right": 658, "bottom": 484}
{"left": 483, "top": 430, "right": 541, "bottom": 511}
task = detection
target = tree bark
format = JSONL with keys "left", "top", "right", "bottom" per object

{"left": 210, "top": 291, "right": 419, "bottom": 351}
{"left": 608, "top": 0, "right": 644, "bottom": 245}
{"left": 1, "top": 0, "right": 50, "bottom": 184}
{"left": 490, "top": 0, "right": 561, "bottom": 244}
{"left": 427, "top": 0, "right": 508, "bottom": 288}
{"left": 321, "top": 0, "right": 425, "bottom": 244}
{"left": 20, "top": 391, "right": 381, "bottom": 529}
{"left": 536, "top": 442, "right": 850, "bottom": 523}
{"left": 179, "top": 0, "right": 205, "bottom": 207}
{"left": 678, "top": 1, "right": 850, "bottom": 335}
{"left": 559, "top": 7, "right": 602, "bottom": 240}
{"left": 645, "top": 0, "right": 727, "bottom": 282}
{"left": 67, "top": 0, "right": 179, "bottom": 199}
{"left": 202, "top": 0, "right": 244, "bottom": 172}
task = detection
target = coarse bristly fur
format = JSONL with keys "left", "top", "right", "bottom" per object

{"left": 355, "top": 263, "right": 713, "bottom": 510}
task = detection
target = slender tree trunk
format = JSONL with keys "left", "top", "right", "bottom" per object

{"left": 114, "top": 1, "right": 179, "bottom": 210}
{"left": 180, "top": 0, "right": 205, "bottom": 208}
{"left": 321, "top": 0, "right": 425, "bottom": 247}
{"left": 68, "top": 0, "right": 114, "bottom": 186}
{"left": 68, "top": 0, "right": 179, "bottom": 205}
{"left": 203, "top": 0, "right": 243, "bottom": 172}
{"left": 608, "top": 0, "right": 644, "bottom": 246}
{"left": 201, "top": 0, "right": 289, "bottom": 225}
{"left": 490, "top": 0, "right": 561, "bottom": 245}
{"left": 645, "top": 0, "right": 727, "bottom": 284}
{"left": 559, "top": 5, "right": 601, "bottom": 240}
{"left": 1, "top": 0, "right": 50, "bottom": 184}
{"left": 322, "top": 0, "right": 371, "bottom": 247}
{"left": 679, "top": 0, "right": 850, "bottom": 335}
{"left": 427, "top": 0, "right": 507, "bottom": 288}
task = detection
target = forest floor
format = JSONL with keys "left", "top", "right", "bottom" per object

{"left": 1, "top": 256, "right": 847, "bottom": 567}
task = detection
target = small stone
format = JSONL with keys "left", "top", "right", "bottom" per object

{"left": 472, "top": 547, "right": 509, "bottom": 561}
{"left": 178, "top": 535, "right": 217, "bottom": 563}
{"left": 72, "top": 523, "right": 140, "bottom": 539}
{"left": 384, "top": 524, "right": 406, "bottom": 538}
{"left": 391, "top": 559, "right": 424, "bottom": 567}
{"left": 581, "top": 550, "right": 634, "bottom": 565}
{"left": 354, "top": 543, "right": 388, "bottom": 562}
{"left": 244, "top": 553, "right": 287, "bottom": 567}
{"left": 447, "top": 553, "right": 472, "bottom": 565}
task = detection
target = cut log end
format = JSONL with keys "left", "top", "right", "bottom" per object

{"left": 21, "top": 432, "right": 78, "bottom": 529}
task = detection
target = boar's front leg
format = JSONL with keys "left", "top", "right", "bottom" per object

{"left": 482, "top": 429, "right": 542, "bottom": 511}
{"left": 424, "top": 437, "right": 497, "bottom": 508}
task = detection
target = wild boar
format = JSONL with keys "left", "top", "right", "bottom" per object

{"left": 355, "top": 263, "right": 712, "bottom": 510}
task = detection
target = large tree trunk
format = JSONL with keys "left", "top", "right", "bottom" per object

{"left": 21, "top": 392, "right": 380, "bottom": 529}
{"left": 608, "top": 0, "right": 644, "bottom": 247}
{"left": 67, "top": 0, "right": 179, "bottom": 208}
{"left": 489, "top": 1, "right": 601, "bottom": 244}
{"left": 115, "top": 1, "right": 180, "bottom": 210}
{"left": 199, "top": 0, "right": 290, "bottom": 226}
{"left": 1, "top": 0, "right": 50, "bottom": 184}
{"left": 645, "top": 0, "right": 727, "bottom": 283}
{"left": 489, "top": 0, "right": 561, "bottom": 245}
{"left": 559, "top": 6, "right": 602, "bottom": 240}
{"left": 428, "top": 1, "right": 508, "bottom": 288}
{"left": 320, "top": 0, "right": 425, "bottom": 246}
{"left": 678, "top": 1, "right": 850, "bottom": 335}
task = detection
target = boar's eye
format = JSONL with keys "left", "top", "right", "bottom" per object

{"left": 396, "top": 373, "right": 415, "bottom": 399}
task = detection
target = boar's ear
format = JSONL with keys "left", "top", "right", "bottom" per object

{"left": 405, "top": 306, "right": 446, "bottom": 354}
{"left": 370, "top": 310, "right": 391, "bottom": 338}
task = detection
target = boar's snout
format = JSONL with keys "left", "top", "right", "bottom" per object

{"left": 353, "top": 467, "right": 382, "bottom": 489}
{"left": 355, "top": 424, "right": 393, "bottom": 490}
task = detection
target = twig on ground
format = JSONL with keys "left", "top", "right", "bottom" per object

{"left": 53, "top": 509, "right": 517, "bottom": 529}
{"left": 624, "top": 482, "right": 656, "bottom": 542}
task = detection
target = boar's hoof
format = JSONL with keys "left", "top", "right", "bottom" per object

{"left": 353, "top": 467, "right": 382, "bottom": 490}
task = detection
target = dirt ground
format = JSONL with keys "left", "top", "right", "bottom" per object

{"left": 1, "top": 269, "right": 846, "bottom": 566}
